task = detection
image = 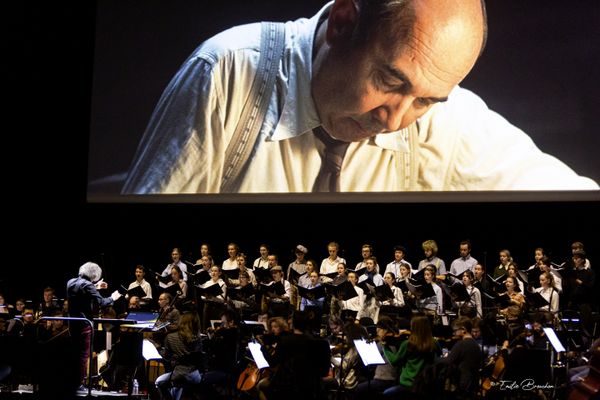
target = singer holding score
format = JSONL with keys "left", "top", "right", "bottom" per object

{"left": 66, "top": 261, "right": 122, "bottom": 391}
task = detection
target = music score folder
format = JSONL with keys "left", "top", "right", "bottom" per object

{"left": 353, "top": 339, "right": 385, "bottom": 366}
{"left": 248, "top": 341, "right": 270, "bottom": 369}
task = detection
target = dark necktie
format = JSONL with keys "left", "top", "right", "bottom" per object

{"left": 312, "top": 126, "right": 350, "bottom": 192}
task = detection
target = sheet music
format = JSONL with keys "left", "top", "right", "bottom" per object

{"left": 142, "top": 339, "right": 162, "bottom": 360}
{"left": 353, "top": 339, "right": 385, "bottom": 366}
{"left": 248, "top": 341, "right": 270, "bottom": 369}
{"left": 543, "top": 327, "right": 566, "bottom": 353}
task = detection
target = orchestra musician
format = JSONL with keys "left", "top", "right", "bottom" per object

{"left": 261, "top": 310, "right": 331, "bottom": 400}
{"left": 433, "top": 316, "right": 482, "bottom": 398}
{"left": 355, "top": 316, "right": 401, "bottom": 398}
{"left": 151, "top": 293, "right": 181, "bottom": 349}
{"left": 383, "top": 315, "right": 441, "bottom": 396}
{"left": 155, "top": 312, "right": 204, "bottom": 400}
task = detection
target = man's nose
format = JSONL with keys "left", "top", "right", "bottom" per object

{"left": 374, "top": 95, "right": 414, "bottom": 132}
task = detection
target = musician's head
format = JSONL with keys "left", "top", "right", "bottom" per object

{"left": 452, "top": 316, "right": 473, "bottom": 336}
{"left": 269, "top": 316, "right": 289, "bottom": 335}
{"left": 220, "top": 308, "right": 239, "bottom": 328}
{"left": 376, "top": 316, "right": 396, "bottom": 338}
{"left": 158, "top": 293, "right": 172, "bottom": 308}
{"left": 78, "top": 262, "right": 103, "bottom": 283}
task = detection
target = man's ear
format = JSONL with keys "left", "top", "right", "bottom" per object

{"left": 326, "top": 0, "right": 359, "bottom": 46}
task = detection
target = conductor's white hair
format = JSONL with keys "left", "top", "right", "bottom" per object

{"left": 79, "top": 262, "right": 102, "bottom": 282}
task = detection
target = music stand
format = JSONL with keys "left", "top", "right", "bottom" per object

{"left": 353, "top": 339, "right": 385, "bottom": 392}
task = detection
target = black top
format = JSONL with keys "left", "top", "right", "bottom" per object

{"left": 66, "top": 276, "right": 113, "bottom": 328}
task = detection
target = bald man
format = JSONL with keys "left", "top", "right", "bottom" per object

{"left": 123, "top": 0, "right": 597, "bottom": 194}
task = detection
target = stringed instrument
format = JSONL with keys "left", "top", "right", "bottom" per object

{"left": 237, "top": 360, "right": 261, "bottom": 392}
{"left": 480, "top": 350, "right": 506, "bottom": 396}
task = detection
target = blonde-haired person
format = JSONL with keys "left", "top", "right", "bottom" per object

{"left": 417, "top": 239, "right": 446, "bottom": 275}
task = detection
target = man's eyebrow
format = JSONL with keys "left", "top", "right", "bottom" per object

{"left": 384, "top": 65, "right": 448, "bottom": 103}
{"left": 384, "top": 65, "right": 412, "bottom": 88}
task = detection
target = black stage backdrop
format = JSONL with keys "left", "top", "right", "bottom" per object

{"left": 6, "top": 1, "right": 599, "bottom": 304}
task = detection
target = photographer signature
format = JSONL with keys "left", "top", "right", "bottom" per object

{"left": 494, "top": 379, "right": 554, "bottom": 391}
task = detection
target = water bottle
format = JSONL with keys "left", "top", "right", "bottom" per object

{"left": 132, "top": 379, "right": 139, "bottom": 395}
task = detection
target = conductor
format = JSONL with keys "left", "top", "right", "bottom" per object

{"left": 66, "top": 262, "right": 121, "bottom": 390}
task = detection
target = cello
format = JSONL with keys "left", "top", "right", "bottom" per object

{"left": 480, "top": 350, "right": 506, "bottom": 396}
{"left": 237, "top": 360, "right": 261, "bottom": 392}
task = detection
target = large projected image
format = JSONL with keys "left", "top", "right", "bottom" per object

{"left": 88, "top": 0, "right": 600, "bottom": 201}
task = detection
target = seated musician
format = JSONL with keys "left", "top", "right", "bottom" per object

{"left": 155, "top": 312, "right": 204, "bottom": 400}
{"left": 432, "top": 316, "right": 482, "bottom": 398}
{"left": 151, "top": 293, "right": 181, "bottom": 349}
{"left": 260, "top": 310, "right": 331, "bottom": 400}
{"left": 325, "top": 322, "right": 365, "bottom": 392}
{"left": 383, "top": 315, "right": 442, "bottom": 396}
{"left": 203, "top": 309, "right": 242, "bottom": 396}
{"left": 355, "top": 316, "right": 401, "bottom": 398}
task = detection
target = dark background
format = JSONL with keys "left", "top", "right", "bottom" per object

{"left": 5, "top": 1, "right": 599, "bottom": 305}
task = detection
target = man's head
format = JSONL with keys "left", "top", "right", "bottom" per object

{"left": 312, "top": 0, "right": 487, "bottom": 141}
